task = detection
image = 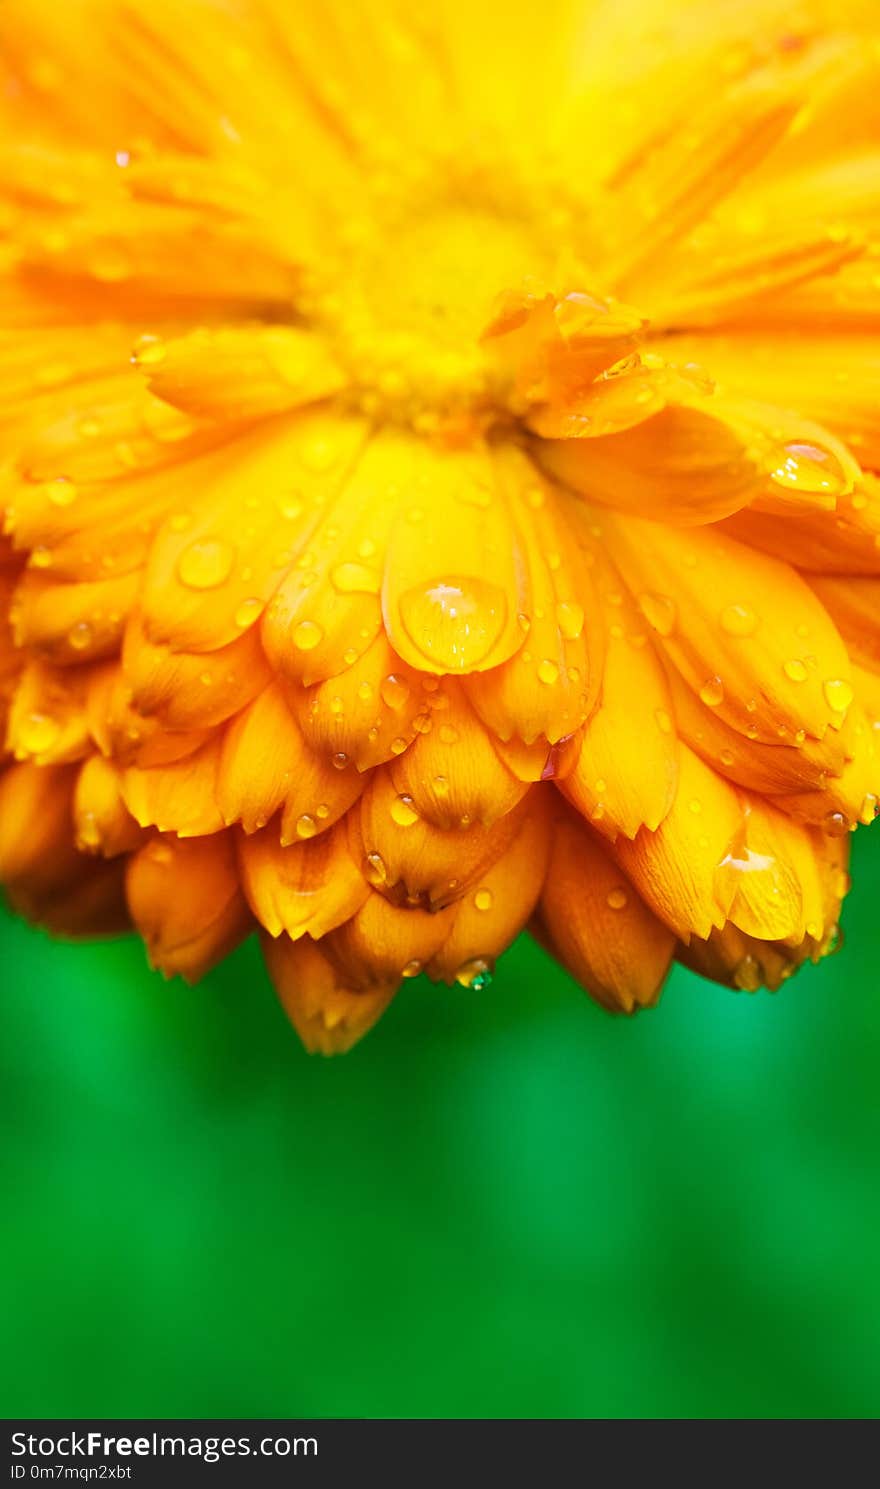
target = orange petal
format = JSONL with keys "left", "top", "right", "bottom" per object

{"left": 126, "top": 833, "right": 251, "bottom": 982}
{"left": 74, "top": 753, "right": 145, "bottom": 857}
{"left": 120, "top": 734, "right": 225, "bottom": 836}
{"left": 427, "top": 802, "right": 551, "bottom": 983}
{"left": 11, "top": 569, "right": 139, "bottom": 665}
{"left": 351, "top": 769, "right": 531, "bottom": 910}
{"left": 236, "top": 821, "right": 368, "bottom": 940}
{"left": 289, "top": 631, "right": 423, "bottom": 772}
{"left": 7, "top": 659, "right": 92, "bottom": 765}
{"left": 325, "top": 892, "right": 456, "bottom": 987}
{"left": 262, "top": 932, "right": 397, "bottom": 1057}
{"left": 721, "top": 475, "right": 880, "bottom": 576}
{"left": 537, "top": 806, "right": 675, "bottom": 1013}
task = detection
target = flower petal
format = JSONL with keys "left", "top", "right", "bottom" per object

{"left": 126, "top": 833, "right": 251, "bottom": 982}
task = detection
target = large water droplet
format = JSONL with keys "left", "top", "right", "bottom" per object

{"left": 699, "top": 675, "right": 724, "bottom": 708}
{"left": 398, "top": 576, "right": 508, "bottom": 670}
{"left": 771, "top": 441, "right": 848, "bottom": 495}
{"left": 733, "top": 954, "right": 762, "bottom": 992}
{"left": 68, "top": 621, "right": 93, "bottom": 651}
{"left": 380, "top": 674, "right": 410, "bottom": 710}
{"left": 823, "top": 677, "right": 854, "bottom": 713}
{"left": 177, "top": 537, "right": 236, "bottom": 590}
{"left": 294, "top": 620, "right": 323, "bottom": 651}
{"left": 455, "top": 957, "right": 493, "bottom": 990}
{"left": 390, "top": 793, "right": 419, "bottom": 827}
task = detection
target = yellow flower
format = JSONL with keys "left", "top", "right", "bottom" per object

{"left": 0, "top": 0, "right": 878, "bottom": 1053}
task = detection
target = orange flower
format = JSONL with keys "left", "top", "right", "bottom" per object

{"left": 0, "top": 0, "right": 878, "bottom": 1052}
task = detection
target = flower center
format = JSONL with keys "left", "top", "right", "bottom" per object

{"left": 309, "top": 162, "right": 574, "bottom": 430}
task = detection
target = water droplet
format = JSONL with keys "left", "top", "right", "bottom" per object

{"left": 234, "top": 598, "right": 262, "bottom": 629}
{"left": 537, "top": 659, "right": 559, "bottom": 686}
{"left": 77, "top": 810, "right": 101, "bottom": 850}
{"left": 315, "top": 804, "right": 330, "bottom": 820}
{"left": 277, "top": 494, "right": 303, "bottom": 521}
{"left": 331, "top": 751, "right": 348, "bottom": 770}
{"left": 719, "top": 748, "right": 735, "bottom": 767}
{"left": 331, "top": 561, "right": 380, "bottom": 595}
{"left": 380, "top": 674, "right": 410, "bottom": 710}
{"left": 43, "top": 476, "right": 77, "bottom": 507}
{"left": 31, "top": 546, "right": 52, "bottom": 569}
{"left": 733, "top": 954, "right": 762, "bottom": 992}
{"left": 412, "top": 711, "right": 432, "bottom": 734}
{"left": 177, "top": 537, "right": 236, "bottom": 590}
{"left": 364, "top": 851, "right": 388, "bottom": 887}
{"left": 783, "top": 659, "right": 808, "bottom": 683}
{"left": 699, "top": 675, "right": 724, "bottom": 708}
{"left": 19, "top": 712, "right": 60, "bottom": 755}
{"left": 556, "top": 602, "right": 584, "bottom": 641}
{"left": 639, "top": 592, "right": 677, "bottom": 637}
{"left": 357, "top": 681, "right": 374, "bottom": 703}
{"left": 296, "top": 813, "right": 317, "bottom": 840}
{"left": 455, "top": 957, "right": 493, "bottom": 991}
{"left": 822, "top": 922, "right": 843, "bottom": 957}
{"left": 132, "top": 334, "right": 166, "bottom": 368}
{"left": 68, "top": 620, "right": 93, "bottom": 651}
{"left": 824, "top": 810, "right": 850, "bottom": 837}
{"left": 474, "top": 889, "right": 493, "bottom": 912}
{"left": 823, "top": 678, "right": 854, "bottom": 713}
{"left": 390, "top": 736, "right": 408, "bottom": 756}
{"left": 294, "top": 620, "right": 323, "bottom": 651}
{"left": 390, "top": 793, "right": 419, "bottom": 827}
{"left": 771, "top": 441, "right": 848, "bottom": 495}
{"left": 398, "top": 576, "right": 508, "bottom": 670}
{"left": 402, "top": 959, "right": 422, "bottom": 979}
{"left": 433, "top": 775, "right": 449, "bottom": 797}
{"left": 606, "top": 888, "right": 628, "bottom": 910}
{"left": 720, "top": 603, "right": 758, "bottom": 637}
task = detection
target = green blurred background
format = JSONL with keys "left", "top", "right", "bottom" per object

{"left": 1, "top": 832, "right": 878, "bottom": 1421}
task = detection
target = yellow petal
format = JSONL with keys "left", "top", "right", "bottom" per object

{"left": 122, "top": 613, "right": 270, "bottom": 730}
{"left": 614, "top": 744, "right": 743, "bottom": 941}
{"left": 603, "top": 507, "right": 853, "bottom": 742}
{"left": 289, "top": 631, "right": 423, "bottom": 772}
{"left": 142, "top": 324, "right": 345, "bottom": 422}
{"left": 382, "top": 437, "right": 527, "bottom": 676}
{"left": 11, "top": 568, "right": 138, "bottom": 664}
{"left": 7, "top": 658, "right": 92, "bottom": 764}
{"left": 561, "top": 548, "right": 678, "bottom": 839}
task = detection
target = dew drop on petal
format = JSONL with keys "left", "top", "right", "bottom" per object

{"left": 639, "top": 592, "right": 677, "bottom": 637}
{"left": 295, "top": 813, "right": 317, "bottom": 840}
{"left": 364, "top": 851, "right": 388, "bottom": 887}
{"left": 823, "top": 678, "right": 854, "bottom": 713}
{"left": 733, "top": 954, "right": 762, "bottom": 992}
{"left": 330, "top": 561, "right": 381, "bottom": 595}
{"left": 19, "top": 712, "right": 60, "bottom": 754}
{"left": 68, "top": 621, "right": 93, "bottom": 651}
{"left": 783, "top": 658, "right": 808, "bottom": 683}
{"left": 699, "top": 675, "right": 724, "bottom": 707}
{"left": 43, "top": 476, "right": 77, "bottom": 507}
{"left": 537, "top": 658, "right": 559, "bottom": 685}
{"left": 455, "top": 957, "right": 493, "bottom": 990}
{"left": 234, "top": 598, "right": 263, "bottom": 629}
{"left": 474, "top": 889, "right": 493, "bottom": 912}
{"left": 177, "top": 537, "right": 236, "bottom": 590}
{"left": 380, "top": 673, "right": 410, "bottom": 710}
{"left": 556, "top": 602, "right": 584, "bottom": 641}
{"left": 390, "top": 793, "right": 419, "bottom": 827}
{"left": 720, "top": 603, "right": 758, "bottom": 637}
{"left": 399, "top": 576, "right": 508, "bottom": 670}
{"left": 294, "top": 620, "right": 323, "bottom": 651}
{"left": 770, "top": 441, "right": 848, "bottom": 496}
{"left": 402, "top": 959, "right": 422, "bottom": 979}
{"left": 606, "top": 888, "right": 628, "bottom": 910}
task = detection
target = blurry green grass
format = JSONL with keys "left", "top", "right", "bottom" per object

{"left": 1, "top": 830, "right": 879, "bottom": 1419}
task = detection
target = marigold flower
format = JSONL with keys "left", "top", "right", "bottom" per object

{"left": 1, "top": 0, "right": 878, "bottom": 1052}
